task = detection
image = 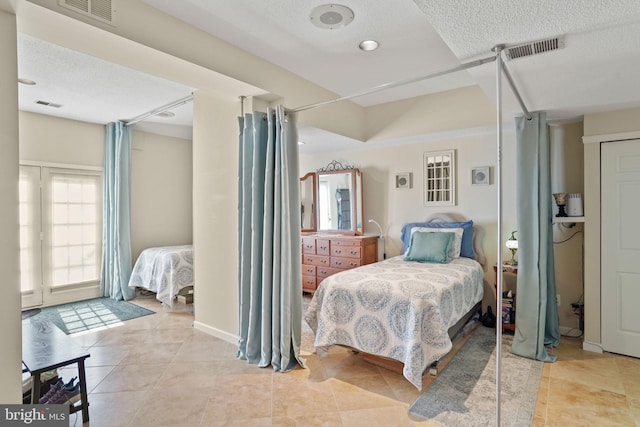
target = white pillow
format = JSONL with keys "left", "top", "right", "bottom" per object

{"left": 407, "top": 227, "right": 464, "bottom": 259}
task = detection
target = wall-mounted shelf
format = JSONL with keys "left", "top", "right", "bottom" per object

{"left": 553, "top": 216, "right": 584, "bottom": 224}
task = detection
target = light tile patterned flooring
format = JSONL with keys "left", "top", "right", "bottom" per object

{"left": 57, "top": 295, "right": 640, "bottom": 426}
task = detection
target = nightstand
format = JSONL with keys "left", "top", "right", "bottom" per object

{"left": 494, "top": 264, "right": 517, "bottom": 333}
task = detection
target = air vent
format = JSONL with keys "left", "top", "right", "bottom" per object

{"left": 58, "top": 0, "right": 115, "bottom": 26}
{"left": 504, "top": 36, "right": 565, "bottom": 61}
{"left": 35, "top": 100, "right": 63, "bottom": 108}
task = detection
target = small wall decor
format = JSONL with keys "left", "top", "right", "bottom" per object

{"left": 471, "top": 166, "right": 490, "bottom": 185}
{"left": 395, "top": 172, "right": 412, "bottom": 189}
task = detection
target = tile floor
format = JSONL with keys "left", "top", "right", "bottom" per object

{"left": 56, "top": 295, "right": 640, "bottom": 426}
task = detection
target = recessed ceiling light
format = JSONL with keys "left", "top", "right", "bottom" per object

{"left": 156, "top": 111, "right": 175, "bottom": 118}
{"left": 359, "top": 40, "right": 379, "bottom": 52}
{"left": 18, "top": 78, "right": 36, "bottom": 85}
{"left": 310, "top": 4, "right": 354, "bottom": 30}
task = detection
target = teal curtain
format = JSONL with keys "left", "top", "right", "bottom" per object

{"left": 511, "top": 111, "right": 560, "bottom": 361}
{"left": 100, "top": 122, "right": 134, "bottom": 301}
{"left": 237, "top": 106, "right": 304, "bottom": 372}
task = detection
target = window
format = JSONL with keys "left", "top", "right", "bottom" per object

{"left": 19, "top": 165, "right": 102, "bottom": 307}
{"left": 423, "top": 150, "right": 456, "bottom": 206}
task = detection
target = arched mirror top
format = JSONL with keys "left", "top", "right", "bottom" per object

{"left": 315, "top": 161, "right": 363, "bottom": 235}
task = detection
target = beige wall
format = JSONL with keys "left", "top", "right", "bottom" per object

{"left": 191, "top": 91, "right": 239, "bottom": 341}
{"left": 19, "top": 112, "right": 193, "bottom": 265}
{"left": 582, "top": 107, "right": 640, "bottom": 350}
{"left": 19, "top": 111, "right": 103, "bottom": 166}
{"left": 301, "top": 129, "right": 520, "bottom": 313}
{"left": 549, "top": 122, "right": 585, "bottom": 333}
{"left": 130, "top": 130, "right": 193, "bottom": 260}
{"left": 0, "top": 7, "right": 22, "bottom": 403}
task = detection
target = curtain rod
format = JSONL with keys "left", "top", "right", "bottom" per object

{"left": 289, "top": 55, "right": 497, "bottom": 113}
{"left": 499, "top": 54, "right": 532, "bottom": 120}
{"left": 124, "top": 94, "right": 194, "bottom": 126}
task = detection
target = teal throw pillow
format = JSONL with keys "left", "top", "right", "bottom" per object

{"left": 405, "top": 231, "right": 454, "bottom": 264}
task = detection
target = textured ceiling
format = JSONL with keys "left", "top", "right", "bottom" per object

{"left": 16, "top": 0, "right": 640, "bottom": 149}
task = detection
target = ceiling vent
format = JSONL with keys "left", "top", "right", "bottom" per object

{"left": 35, "top": 100, "right": 63, "bottom": 108}
{"left": 58, "top": 0, "right": 116, "bottom": 26}
{"left": 504, "top": 36, "right": 565, "bottom": 61}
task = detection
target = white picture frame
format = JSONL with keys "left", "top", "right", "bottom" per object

{"left": 395, "top": 172, "right": 411, "bottom": 189}
{"left": 471, "top": 166, "right": 490, "bottom": 185}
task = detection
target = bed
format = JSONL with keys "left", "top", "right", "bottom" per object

{"left": 127, "top": 245, "right": 194, "bottom": 305}
{"left": 304, "top": 214, "right": 485, "bottom": 390}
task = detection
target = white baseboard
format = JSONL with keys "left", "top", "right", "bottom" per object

{"left": 582, "top": 340, "right": 604, "bottom": 354}
{"left": 193, "top": 320, "right": 238, "bottom": 345}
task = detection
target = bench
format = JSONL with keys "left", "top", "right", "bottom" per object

{"left": 22, "top": 320, "right": 90, "bottom": 422}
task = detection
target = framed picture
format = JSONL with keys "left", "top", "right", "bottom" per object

{"left": 471, "top": 166, "right": 490, "bottom": 185}
{"left": 395, "top": 172, "right": 412, "bottom": 189}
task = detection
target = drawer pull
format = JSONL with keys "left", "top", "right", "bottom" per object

{"left": 321, "top": 259, "right": 328, "bottom": 264}
{"left": 350, "top": 250, "right": 358, "bottom": 255}
{"left": 335, "top": 261, "right": 342, "bottom": 266}
{"left": 335, "top": 250, "right": 342, "bottom": 254}
{"left": 319, "top": 245, "right": 327, "bottom": 250}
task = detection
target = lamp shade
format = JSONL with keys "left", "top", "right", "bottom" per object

{"left": 505, "top": 239, "right": 518, "bottom": 250}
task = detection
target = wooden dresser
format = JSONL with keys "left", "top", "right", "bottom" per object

{"left": 301, "top": 234, "right": 378, "bottom": 294}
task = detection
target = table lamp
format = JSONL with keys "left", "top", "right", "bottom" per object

{"left": 505, "top": 231, "right": 518, "bottom": 265}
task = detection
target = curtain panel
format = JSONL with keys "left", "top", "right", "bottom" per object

{"left": 511, "top": 111, "right": 560, "bottom": 361}
{"left": 237, "top": 106, "right": 304, "bottom": 372}
{"left": 100, "top": 122, "right": 134, "bottom": 301}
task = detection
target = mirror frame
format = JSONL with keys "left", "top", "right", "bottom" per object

{"left": 300, "top": 172, "right": 317, "bottom": 232}
{"left": 423, "top": 149, "right": 456, "bottom": 206}
{"left": 315, "top": 162, "right": 363, "bottom": 235}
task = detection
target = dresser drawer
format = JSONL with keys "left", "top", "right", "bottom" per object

{"left": 303, "top": 254, "right": 330, "bottom": 267}
{"left": 330, "top": 239, "right": 361, "bottom": 247}
{"left": 301, "top": 264, "right": 317, "bottom": 276}
{"left": 331, "top": 257, "right": 361, "bottom": 269}
{"left": 317, "top": 266, "right": 342, "bottom": 279}
{"left": 331, "top": 246, "right": 361, "bottom": 259}
{"left": 302, "top": 275, "right": 317, "bottom": 292}
{"left": 316, "top": 239, "right": 331, "bottom": 256}
{"left": 302, "top": 237, "right": 317, "bottom": 254}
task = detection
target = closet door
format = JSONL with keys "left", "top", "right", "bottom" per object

{"left": 601, "top": 139, "right": 640, "bottom": 358}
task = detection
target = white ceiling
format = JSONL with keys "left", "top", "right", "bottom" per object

{"left": 16, "top": 0, "right": 640, "bottom": 150}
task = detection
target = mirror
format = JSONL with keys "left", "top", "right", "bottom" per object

{"left": 300, "top": 172, "right": 316, "bottom": 232}
{"left": 423, "top": 149, "right": 456, "bottom": 206}
{"left": 316, "top": 161, "right": 363, "bottom": 235}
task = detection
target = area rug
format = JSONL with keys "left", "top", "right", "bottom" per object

{"left": 409, "top": 326, "right": 543, "bottom": 427}
{"left": 24, "top": 297, "right": 155, "bottom": 335}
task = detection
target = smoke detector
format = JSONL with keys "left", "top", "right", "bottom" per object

{"left": 310, "top": 4, "right": 354, "bottom": 30}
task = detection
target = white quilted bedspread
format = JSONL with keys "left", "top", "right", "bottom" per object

{"left": 304, "top": 255, "right": 484, "bottom": 389}
{"left": 128, "top": 245, "right": 193, "bottom": 305}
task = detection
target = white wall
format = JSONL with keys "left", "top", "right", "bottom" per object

{"left": 0, "top": 7, "right": 22, "bottom": 404}
{"left": 301, "top": 129, "right": 519, "bottom": 313}
{"left": 19, "top": 112, "right": 193, "bottom": 265}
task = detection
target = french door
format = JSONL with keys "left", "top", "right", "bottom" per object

{"left": 19, "top": 164, "right": 102, "bottom": 308}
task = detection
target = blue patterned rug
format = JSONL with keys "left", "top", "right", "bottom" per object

{"left": 24, "top": 297, "right": 155, "bottom": 335}
{"left": 409, "top": 326, "right": 543, "bottom": 426}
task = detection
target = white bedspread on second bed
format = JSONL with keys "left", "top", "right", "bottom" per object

{"left": 304, "top": 255, "right": 484, "bottom": 389}
{"left": 128, "top": 245, "right": 193, "bottom": 305}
